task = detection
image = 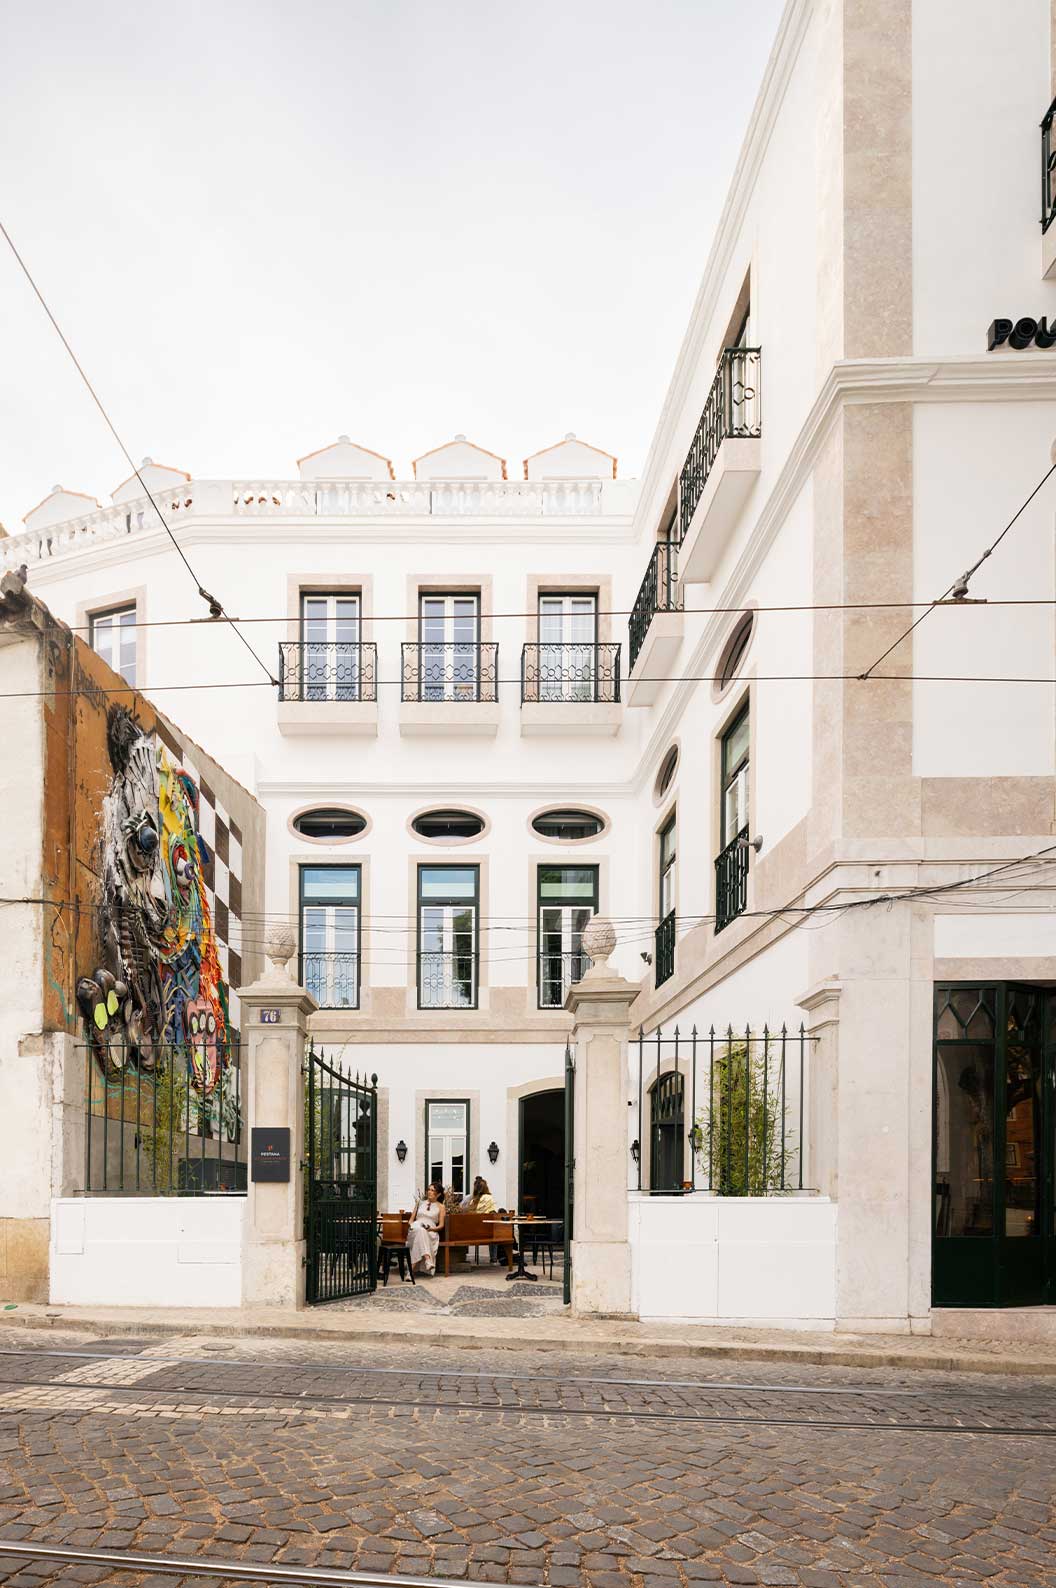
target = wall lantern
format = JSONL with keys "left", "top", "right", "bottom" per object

{"left": 630, "top": 1138, "right": 641, "bottom": 1165}
{"left": 395, "top": 1140, "right": 408, "bottom": 1163}
{"left": 487, "top": 1141, "right": 500, "bottom": 1164}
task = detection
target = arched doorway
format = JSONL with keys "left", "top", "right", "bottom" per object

{"left": 519, "top": 1088, "right": 564, "bottom": 1216}
{"left": 650, "top": 1070, "right": 685, "bottom": 1192}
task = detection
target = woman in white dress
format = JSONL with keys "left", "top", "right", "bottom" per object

{"left": 406, "top": 1182, "right": 446, "bottom": 1276}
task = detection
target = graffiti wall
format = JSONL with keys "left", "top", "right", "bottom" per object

{"left": 77, "top": 705, "right": 242, "bottom": 1096}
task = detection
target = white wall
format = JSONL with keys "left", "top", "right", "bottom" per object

{"left": 50, "top": 1196, "right": 245, "bottom": 1307}
{"left": 913, "top": 0, "right": 1052, "bottom": 357}
{"left": 629, "top": 1193, "right": 837, "bottom": 1325}
{"left": 913, "top": 400, "right": 1056, "bottom": 777}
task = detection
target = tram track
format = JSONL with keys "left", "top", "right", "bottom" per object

{"left": 0, "top": 1343, "right": 1015, "bottom": 1398}
{"left": 0, "top": 1538, "right": 468, "bottom": 1584}
{"left": 0, "top": 1367, "right": 1052, "bottom": 1437}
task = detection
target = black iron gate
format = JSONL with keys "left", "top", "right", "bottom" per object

{"left": 563, "top": 1039, "right": 575, "bottom": 1305}
{"left": 305, "top": 1048, "right": 378, "bottom": 1304}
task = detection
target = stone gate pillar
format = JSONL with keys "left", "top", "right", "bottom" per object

{"left": 566, "top": 918, "right": 639, "bottom": 1318}
{"left": 237, "top": 926, "right": 317, "bottom": 1309}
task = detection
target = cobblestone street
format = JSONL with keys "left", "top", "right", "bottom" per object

{"left": 0, "top": 1323, "right": 1052, "bottom": 1587}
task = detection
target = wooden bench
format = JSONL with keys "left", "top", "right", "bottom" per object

{"left": 383, "top": 1210, "right": 516, "bottom": 1277}
{"left": 441, "top": 1212, "right": 515, "bottom": 1275}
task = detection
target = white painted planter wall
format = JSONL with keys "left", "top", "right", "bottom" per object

{"left": 628, "top": 1193, "right": 837, "bottom": 1327}
{"left": 50, "top": 1197, "right": 245, "bottom": 1308}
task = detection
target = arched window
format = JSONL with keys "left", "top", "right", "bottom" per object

{"left": 650, "top": 1071, "right": 685, "bottom": 1192}
{"left": 717, "top": 612, "right": 754, "bottom": 692}
{"left": 292, "top": 807, "right": 367, "bottom": 841}
{"left": 411, "top": 809, "right": 485, "bottom": 841}
{"left": 531, "top": 808, "right": 605, "bottom": 842}
{"left": 655, "top": 745, "right": 679, "bottom": 800}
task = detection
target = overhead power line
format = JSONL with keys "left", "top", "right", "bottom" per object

{"left": 0, "top": 219, "right": 277, "bottom": 688}
{"left": 858, "top": 457, "right": 1056, "bottom": 681}
{"left": 43, "top": 596, "right": 1056, "bottom": 634}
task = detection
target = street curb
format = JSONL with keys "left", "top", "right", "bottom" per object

{"left": 1, "top": 1307, "right": 1054, "bottom": 1377}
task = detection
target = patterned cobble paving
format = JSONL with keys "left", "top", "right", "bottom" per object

{"left": 0, "top": 1331, "right": 1051, "bottom": 1587}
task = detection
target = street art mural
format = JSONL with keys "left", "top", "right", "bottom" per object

{"left": 77, "top": 705, "right": 230, "bottom": 1094}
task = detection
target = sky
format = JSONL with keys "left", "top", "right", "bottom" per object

{"left": 0, "top": 0, "right": 784, "bottom": 532}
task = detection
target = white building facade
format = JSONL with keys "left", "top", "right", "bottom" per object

{"left": 9, "top": 0, "right": 1056, "bottom": 1330}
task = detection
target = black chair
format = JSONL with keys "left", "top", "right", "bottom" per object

{"left": 526, "top": 1221, "right": 561, "bottom": 1280}
{"left": 377, "top": 1215, "right": 415, "bottom": 1286}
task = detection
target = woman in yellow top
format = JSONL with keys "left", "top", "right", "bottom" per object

{"left": 462, "top": 1175, "right": 497, "bottom": 1215}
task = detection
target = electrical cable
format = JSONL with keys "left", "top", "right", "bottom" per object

{"left": 858, "top": 457, "right": 1056, "bottom": 680}
{"left": 0, "top": 219, "right": 278, "bottom": 688}
{"left": 35, "top": 596, "right": 1056, "bottom": 633}
{"left": 8, "top": 670, "right": 1056, "bottom": 703}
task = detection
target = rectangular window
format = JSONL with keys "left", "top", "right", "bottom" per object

{"left": 418, "top": 865, "right": 478, "bottom": 1009}
{"left": 721, "top": 705, "right": 750, "bottom": 846}
{"left": 537, "top": 865, "right": 598, "bottom": 1009}
{"left": 716, "top": 705, "right": 750, "bottom": 933}
{"left": 300, "top": 865, "right": 360, "bottom": 1009}
{"left": 655, "top": 814, "right": 676, "bottom": 987}
{"left": 425, "top": 1098, "right": 469, "bottom": 1198}
{"left": 538, "top": 592, "right": 598, "bottom": 702}
{"left": 90, "top": 605, "right": 137, "bottom": 687}
{"left": 419, "top": 593, "right": 480, "bottom": 701}
{"left": 301, "top": 592, "right": 361, "bottom": 701}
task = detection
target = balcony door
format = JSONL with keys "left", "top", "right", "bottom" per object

{"left": 301, "top": 593, "right": 360, "bottom": 701}
{"left": 299, "top": 865, "right": 360, "bottom": 1009}
{"left": 419, "top": 593, "right": 480, "bottom": 701}
{"left": 537, "top": 866, "right": 598, "bottom": 1008}
{"left": 418, "top": 865, "right": 478, "bottom": 1009}
{"left": 933, "top": 982, "right": 1056, "bottom": 1306}
{"left": 538, "top": 593, "right": 597, "bottom": 701}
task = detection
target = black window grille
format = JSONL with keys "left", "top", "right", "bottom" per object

{"left": 679, "top": 347, "right": 761, "bottom": 542}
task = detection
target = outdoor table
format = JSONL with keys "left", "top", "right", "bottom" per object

{"left": 486, "top": 1216, "right": 563, "bottom": 1282}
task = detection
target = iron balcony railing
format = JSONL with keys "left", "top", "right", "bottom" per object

{"left": 538, "top": 948, "right": 591, "bottom": 1009}
{"left": 655, "top": 909, "right": 676, "bottom": 988}
{"left": 80, "top": 1040, "right": 244, "bottom": 1194}
{"left": 401, "top": 642, "right": 498, "bottom": 703}
{"left": 715, "top": 825, "right": 750, "bottom": 933}
{"left": 521, "top": 642, "right": 621, "bottom": 704}
{"left": 634, "top": 1023, "right": 810, "bottom": 1195}
{"left": 418, "top": 949, "right": 479, "bottom": 1010}
{"left": 302, "top": 951, "right": 359, "bottom": 1010}
{"left": 278, "top": 641, "right": 377, "bottom": 703}
{"left": 628, "top": 540, "right": 683, "bottom": 672}
{"left": 678, "top": 346, "right": 762, "bottom": 542}
{"left": 1043, "top": 98, "right": 1056, "bottom": 232}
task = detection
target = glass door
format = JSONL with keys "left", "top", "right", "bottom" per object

{"left": 538, "top": 594, "right": 597, "bottom": 701}
{"left": 299, "top": 866, "right": 360, "bottom": 1009}
{"left": 537, "top": 866, "right": 597, "bottom": 1008}
{"left": 426, "top": 1100, "right": 468, "bottom": 1197}
{"left": 933, "top": 982, "right": 1056, "bottom": 1306}
{"left": 301, "top": 593, "right": 360, "bottom": 701}
{"left": 419, "top": 594, "right": 479, "bottom": 701}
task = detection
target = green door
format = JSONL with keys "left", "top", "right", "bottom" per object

{"left": 933, "top": 983, "right": 1056, "bottom": 1307}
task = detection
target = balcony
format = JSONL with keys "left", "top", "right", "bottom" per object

{"left": 715, "top": 826, "right": 750, "bottom": 934}
{"left": 677, "top": 347, "right": 761, "bottom": 585}
{"left": 519, "top": 642, "right": 622, "bottom": 736}
{"left": 277, "top": 641, "right": 378, "bottom": 737}
{"left": 627, "top": 540, "right": 684, "bottom": 707}
{"left": 1042, "top": 98, "right": 1056, "bottom": 277}
{"left": 400, "top": 642, "right": 500, "bottom": 737}
{"left": 539, "top": 948, "right": 590, "bottom": 1010}
{"left": 302, "top": 951, "right": 359, "bottom": 1010}
{"left": 655, "top": 910, "right": 676, "bottom": 988}
{"left": 418, "top": 950, "right": 478, "bottom": 1010}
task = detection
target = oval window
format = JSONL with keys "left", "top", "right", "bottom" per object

{"left": 292, "top": 807, "right": 367, "bottom": 841}
{"left": 717, "top": 612, "right": 754, "bottom": 692}
{"left": 532, "top": 808, "right": 604, "bottom": 842}
{"left": 655, "top": 745, "right": 679, "bottom": 800}
{"left": 412, "top": 809, "right": 485, "bottom": 841}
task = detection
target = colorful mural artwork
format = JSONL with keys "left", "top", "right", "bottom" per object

{"left": 77, "top": 706, "right": 230, "bottom": 1092}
